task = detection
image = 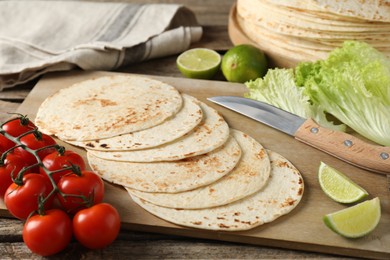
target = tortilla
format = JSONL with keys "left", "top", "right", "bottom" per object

{"left": 88, "top": 101, "right": 230, "bottom": 162}
{"left": 87, "top": 134, "right": 242, "bottom": 193}
{"left": 130, "top": 150, "right": 304, "bottom": 231}
{"left": 67, "top": 94, "right": 203, "bottom": 151}
{"left": 236, "top": 0, "right": 390, "bottom": 64}
{"left": 127, "top": 129, "right": 271, "bottom": 209}
{"left": 263, "top": 0, "right": 390, "bottom": 22}
{"left": 35, "top": 75, "right": 183, "bottom": 141}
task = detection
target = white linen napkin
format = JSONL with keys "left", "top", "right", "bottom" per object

{"left": 0, "top": 1, "right": 203, "bottom": 90}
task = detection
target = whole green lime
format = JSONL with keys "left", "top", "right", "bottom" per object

{"left": 221, "top": 44, "right": 268, "bottom": 83}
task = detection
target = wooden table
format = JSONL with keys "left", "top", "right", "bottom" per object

{"left": 0, "top": 1, "right": 357, "bottom": 259}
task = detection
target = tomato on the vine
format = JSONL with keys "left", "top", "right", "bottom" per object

{"left": 4, "top": 173, "right": 54, "bottom": 219}
{"left": 0, "top": 134, "right": 15, "bottom": 156}
{"left": 2, "top": 116, "right": 36, "bottom": 137}
{"left": 23, "top": 209, "right": 72, "bottom": 256}
{"left": 40, "top": 149, "right": 86, "bottom": 184}
{"left": 0, "top": 153, "right": 29, "bottom": 198}
{"left": 73, "top": 203, "right": 120, "bottom": 249}
{"left": 57, "top": 170, "right": 104, "bottom": 213}
{"left": 14, "top": 131, "right": 57, "bottom": 166}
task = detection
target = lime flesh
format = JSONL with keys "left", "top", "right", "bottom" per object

{"left": 324, "top": 197, "right": 381, "bottom": 238}
{"left": 318, "top": 162, "right": 368, "bottom": 203}
{"left": 176, "top": 48, "right": 221, "bottom": 79}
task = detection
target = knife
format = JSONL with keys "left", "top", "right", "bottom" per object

{"left": 207, "top": 96, "right": 390, "bottom": 175}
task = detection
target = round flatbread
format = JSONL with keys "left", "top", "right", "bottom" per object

{"left": 88, "top": 102, "right": 230, "bottom": 162}
{"left": 130, "top": 150, "right": 304, "bottom": 231}
{"left": 127, "top": 129, "right": 271, "bottom": 209}
{"left": 67, "top": 94, "right": 203, "bottom": 151}
{"left": 87, "top": 135, "right": 242, "bottom": 193}
{"left": 35, "top": 75, "right": 183, "bottom": 141}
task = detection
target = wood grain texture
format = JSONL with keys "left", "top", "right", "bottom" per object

{"left": 295, "top": 118, "right": 390, "bottom": 175}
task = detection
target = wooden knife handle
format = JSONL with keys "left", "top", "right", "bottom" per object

{"left": 294, "top": 118, "right": 390, "bottom": 175}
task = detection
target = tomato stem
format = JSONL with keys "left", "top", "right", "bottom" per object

{"left": 2, "top": 115, "right": 94, "bottom": 215}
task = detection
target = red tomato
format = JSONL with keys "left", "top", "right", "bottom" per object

{"left": 57, "top": 170, "right": 104, "bottom": 213}
{"left": 0, "top": 134, "right": 15, "bottom": 156}
{"left": 13, "top": 131, "right": 57, "bottom": 166}
{"left": 40, "top": 149, "right": 86, "bottom": 184}
{"left": 73, "top": 203, "right": 120, "bottom": 249}
{"left": 23, "top": 209, "right": 72, "bottom": 256}
{"left": 4, "top": 173, "right": 54, "bottom": 220}
{"left": 0, "top": 153, "right": 29, "bottom": 198}
{"left": 2, "top": 116, "right": 36, "bottom": 137}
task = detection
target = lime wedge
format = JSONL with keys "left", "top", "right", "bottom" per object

{"left": 176, "top": 48, "right": 221, "bottom": 79}
{"left": 324, "top": 197, "right": 381, "bottom": 238}
{"left": 318, "top": 162, "right": 368, "bottom": 203}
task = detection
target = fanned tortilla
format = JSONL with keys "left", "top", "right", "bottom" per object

{"left": 35, "top": 75, "right": 183, "bottom": 141}
{"left": 130, "top": 150, "right": 304, "bottom": 231}
{"left": 67, "top": 94, "right": 203, "bottom": 151}
{"left": 88, "top": 102, "right": 230, "bottom": 162}
{"left": 127, "top": 129, "right": 271, "bottom": 209}
{"left": 87, "top": 135, "right": 241, "bottom": 193}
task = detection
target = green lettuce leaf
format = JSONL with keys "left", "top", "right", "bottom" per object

{"left": 296, "top": 41, "right": 390, "bottom": 146}
{"left": 245, "top": 68, "right": 346, "bottom": 132}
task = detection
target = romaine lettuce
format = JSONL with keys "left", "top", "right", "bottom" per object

{"left": 246, "top": 41, "right": 390, "bottom": 146}
{"left": 296, "top": 41, "right": 390, "bottom": 146}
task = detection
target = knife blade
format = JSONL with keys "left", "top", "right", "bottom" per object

{"left": 208, "top": 96, "right": 390, "bottom": 175}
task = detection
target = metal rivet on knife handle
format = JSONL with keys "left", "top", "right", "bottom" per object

{"left": 344, "top": 140, "right": 353, "bottom": 147}
{"left": 380, "top": 152, "right": 389, "bottom": 160}
{"left": 310, "top": 127, "right": 318, "bottom": 134}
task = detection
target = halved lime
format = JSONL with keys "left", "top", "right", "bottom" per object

{"left": 324, "top": 197, "right": 381, "bottom": 238}
{"left": 176, "top": 48, "right": 221, "bottom": 79}
{"left": 318, "top": 162, "right": 368, "bottom": 203}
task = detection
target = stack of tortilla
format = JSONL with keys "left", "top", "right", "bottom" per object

{"left": 236, "top": 0, "right": 390, "bottom": 65}
{"left": 35, "top": 75, "right": 304, "bottom": 231}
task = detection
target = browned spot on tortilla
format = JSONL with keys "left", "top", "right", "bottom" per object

{"left": 191, "top": 221, "right": 202, "bottom": 225}
{"left": 218, "top": 223, "right": 230, "bottom": 229}
{"left": 281, "top": 197, "right": 296, "bottom": 207}
{"left": 86, "top": 143, "right": 95, "bottom": 148}
{"left": 277, "top": 160, "right": 289, "bottom": 168}
{"left": 297, "top": 187, "right": 303, "bottom": 196}
{"left": 257, "top": 149, "right": 266, "bottom": 159}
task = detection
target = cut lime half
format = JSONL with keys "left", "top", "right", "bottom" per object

{"left": 176, "top": 48, "right": 221, "bottom": 79}
{"left": 318, "top": 162, "right": 368, "bottom": 203}
{"left": 324, "top": 197, "right": 381, "bottom": 238}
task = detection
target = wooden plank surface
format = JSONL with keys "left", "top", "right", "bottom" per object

{"left": 1, "top": 0, "right": 387, "bottom": 259}
{"left": 1, "top": 70, "right": 388, "bottom": 259}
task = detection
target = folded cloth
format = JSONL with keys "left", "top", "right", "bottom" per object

{"left": 0, "top": 1, "right": 202, "bottom": 90}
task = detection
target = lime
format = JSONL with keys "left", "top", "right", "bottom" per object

{"left": 221, "top": 44, "right": 268, "bottom": 83}
{"left": 176, "top": 48, "right": 221, "bottom": 79}
{"left": 318, "top": 162, "right": 368, "bottom": 203}
{"left": 323, "top": 197, "right": 381, "bottom": 238}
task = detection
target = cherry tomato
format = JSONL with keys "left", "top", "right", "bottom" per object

{"left": 13, "top": 131, "right": 57, "bottom": 166}
{"left": 2, "top": 116, "right": 36, "bottom": 137}
{"left": 4, "top": 173, "right": 54, "bottom": 220}
{"left": 40, "top": 149, "right": 86, "bottom": 184}
{"left": 0, "top": 153, "right": 29, "bottom": 198}
{"left": 0, "top": 134, "right": 15, "bottom": 156}
{"left": 73, "top": 203, "right": 120, "bottom": 249}
{"left": 23, "top": 209, "right": 72, "bottom": 256}
{"left": 57, "top": 170, "right": 104, "bottom": 214}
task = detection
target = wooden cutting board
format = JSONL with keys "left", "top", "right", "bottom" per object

{"left": 1, "top": 71, "right": 389, "bottom": 259}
